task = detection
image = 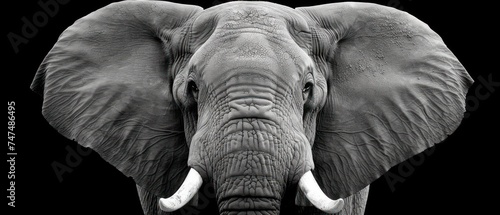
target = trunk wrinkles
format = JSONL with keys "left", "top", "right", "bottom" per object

{"left": 202, "top": 118, "right": 310, "bottom": 215}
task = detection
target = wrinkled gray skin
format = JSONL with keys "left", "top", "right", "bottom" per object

{"left": 32, "top": 1, "right": 472, "bottom": 215}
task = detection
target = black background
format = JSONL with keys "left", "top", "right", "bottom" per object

{"left": 5, "top": 0, "right": 497, "bottom": 214}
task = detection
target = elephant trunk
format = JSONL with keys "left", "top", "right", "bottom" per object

{"left": 216, "top": 173, "right": 283, "bottom": 214}
{"left": 214, "top": 149, "right": 285, "bottom": 215}
{"left": 204, "top": 118, "right": 313, "bottom": 214}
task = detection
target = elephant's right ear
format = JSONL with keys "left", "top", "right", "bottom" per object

{"left": 31, "top": 1, "right": 202, "bottom": 197}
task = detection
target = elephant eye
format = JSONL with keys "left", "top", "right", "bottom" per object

{"left": 302, "top": 81, "right": 313, "bottom": 102}
{"left": 303, "top": 82, "right": 313, "bottom": 93}
{"left": 302, "top": 71, "right": 314, "bottom": 101}
{"left": 188, "top": 81, "right": 199, "bottom": 102}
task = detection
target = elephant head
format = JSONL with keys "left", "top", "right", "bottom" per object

{"left": 32, "top": 1, "right": 472, "bottom": 214}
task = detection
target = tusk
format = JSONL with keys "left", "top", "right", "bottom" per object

{"left": 298, "top": 171, "right": 344, "bottom": 214}
{"left": 159, "top": 168, "right": 203, "bottom": 212}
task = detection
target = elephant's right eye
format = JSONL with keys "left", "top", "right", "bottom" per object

{"left": 188, "top": 81, "right": 199, "bottom": 102}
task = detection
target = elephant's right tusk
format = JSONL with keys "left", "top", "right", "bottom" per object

{"left": 159, "top": 168, "right": 203, "bottom": 212}
{"left": 298, "top": 171, "right": 344, "bottom": 214}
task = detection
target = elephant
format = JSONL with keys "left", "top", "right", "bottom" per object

{"left": 31, "top": 1, "right": 473, "bottom": 214}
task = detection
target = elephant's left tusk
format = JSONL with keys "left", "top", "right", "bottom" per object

{"left": 298, "top": 171, "right": 344, "bottom": 214}
{"left": 159, "top": 168, "right": 203, "bottom": 212}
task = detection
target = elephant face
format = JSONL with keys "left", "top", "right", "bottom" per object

{"left": 174, "top": 4, "right": 325, "bottom": 212}
{"left": 32, "top": 1, "right": 473, "bottom": 215}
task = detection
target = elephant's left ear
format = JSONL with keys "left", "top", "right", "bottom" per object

{"left": 296, "top": 3, "right": 473, "bottom": 199}
{"left": 31, "top": 1, "right": 202, "bottom": 197}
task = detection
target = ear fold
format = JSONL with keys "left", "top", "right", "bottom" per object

{"left": 31, "top": 1, "right": 202, "bottom": 197}
{"left": 297, "top": 3, "right": 473, "bottom": 199}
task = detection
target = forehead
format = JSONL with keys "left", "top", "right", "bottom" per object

{"left": 193, "top": 1, "right": 308, "bottom": 37}
{"left": 212, "top": 4, "right": 291, "bottom": 38}
{"left": 189, "top": 2, "right": 312, "bottom": 83}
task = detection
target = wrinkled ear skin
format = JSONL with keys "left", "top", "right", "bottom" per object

{"left": 31, "top": 1, "right": 202, "bottom": 199}
{"left": 297, "top": 3, "right": 473, "bottom": 199}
